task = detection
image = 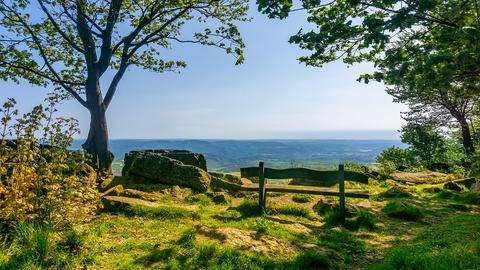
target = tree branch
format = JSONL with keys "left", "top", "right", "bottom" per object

{"left": 37, "top": 0, "right": 85, "bottom": 54}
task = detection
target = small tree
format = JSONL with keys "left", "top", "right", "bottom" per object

{"left": 0, "top": 0, "right": 248, "bottom": 173}
{"left": 400, "top": 123, "right": 462, "bottom": 169}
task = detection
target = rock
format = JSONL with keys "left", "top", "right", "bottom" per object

{"left": 390, "top": 171, "right": 450, "bottom": 184}
{"left": 444, "top": 181, "right": 462, "bottom": 192}
{"left": 210, "top": 176, "right": 243, "bottom": 191}
{"left": 123, "top": 149, "right": 207, "bottom": 174}
{"left": 169, "top": 185, "right": 193, "bottom": 199}
{"left": 100, "top": 184, "right": 124, "bottom": 197}
{"left": 240, "top": 178, "right": 253, "bottom": 185}
{"left": 207, "top": 192, "right": 230, "bottom": 204}
{"left": 122, "top": 189, "right": 164, "bottom": 201}
{"left": 102, "top": 196, "right": 159, "bottom": 212}
{"left": 209, "top": 172, "right": 243, "bottom": 185}
{"left": 123, "top": 151, "right": 211, "bottom": 191}
{"left": 471, "top": 182, "right": 480, "bottom": 193}
{"left": 313, "top": 199, "right": 357, "bottom": 217}
{"left": 451, "top": 178, "right": 477, "bottom": 189}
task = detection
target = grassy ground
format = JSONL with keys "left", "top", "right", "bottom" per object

{"left": 1, "top": 177, "right": 479, "bottom": 269}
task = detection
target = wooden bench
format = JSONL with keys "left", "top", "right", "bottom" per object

{"left": 240, "top": 162, "right": 370, "bottom": 221}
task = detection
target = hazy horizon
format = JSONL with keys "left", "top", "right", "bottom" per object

{"left": 81, "top": 129, "right": 401, "bottom": 140}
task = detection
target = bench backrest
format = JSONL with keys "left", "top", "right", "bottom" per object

{"left": 241, "top": 166, "right": 369, "bottom": 184}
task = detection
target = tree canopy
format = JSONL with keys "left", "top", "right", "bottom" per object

{"left": 257, "top": 0, "right": 480, "bottom": 154}
{"left": 0, "top": 0, "right": 249, "bottom": 172}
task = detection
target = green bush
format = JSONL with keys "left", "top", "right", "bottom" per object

{"left": 0, "top": 98, "right": 98, "bottom": 226}
{"left": 237, "top": 199, "right": 263, "bottom": 217}
{"left": 292, "top": 194, "right": 314, "bottom": 203}
{"left": 0, "top": 222, "right": 87, "bottom": 270}
{"left": 383, "top": 200, "right": 423, "bottom": 221}
{"left": 251, "top": 218, "right": 272, "bottom": 233}
{"left": 376, "top": 146, "right": 418, "bottom": 171}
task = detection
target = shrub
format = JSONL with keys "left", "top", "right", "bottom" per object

{"left": 292, "top": 194, "right": 313, "bottom": 203}
{"left": 0, "top": 98, "right": 98, "bottom": 226}
{"left": 0, "top": 222, "right": 88, "bottom": 269}
{"left": 383, "top": 200, "right": 423, "bottom": 221}
{"left": 376, "top": 146, "right": 418, "bottom": 171}
{"left": 237, "top": 199, "right": 263, "bottom": 217}
{"left": 252, "top": 218, "right": 272, "bottom": 233}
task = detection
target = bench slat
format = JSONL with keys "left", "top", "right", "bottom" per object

{"left": 239, "top": 184, "right": 370, "bottom": 199}
{"left": 240, "top": 167, "right": 369, "bottom": 184}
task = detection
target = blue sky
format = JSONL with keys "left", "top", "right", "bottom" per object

{"left": 0, "top": 5, "right": 406, "bottom": 140}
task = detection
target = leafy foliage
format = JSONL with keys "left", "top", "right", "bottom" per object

{"left": 376, "top": 146, "right": 418, "bottom": 171}
{"left": 0, "top": 0, "right": 250, "bottom": 171}
{"left": 0, "top": 98, "right": 98, "bottom": 226}
{"left": 401, "top": 124, "right": 463, "bottom": 170}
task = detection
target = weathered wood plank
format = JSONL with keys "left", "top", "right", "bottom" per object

{"left": 241, "top": 166, "right": 369, "bottom": 184}
{"left": 240, "top": 167, "right": 259, "bottom": 178}
{"left": 239, "top": 184, "right": 369, "bottom": 198}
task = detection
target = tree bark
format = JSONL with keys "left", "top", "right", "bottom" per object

{"left": 458, "top": 117, "right": 476, "bottom": 154}
{"left": 81, "top": 74, "right": 114, "bottom": 174}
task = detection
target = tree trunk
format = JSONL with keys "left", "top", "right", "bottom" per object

{"left": 81, "top": 74, "right": 114, "bottom": 174}
{"left": 457, "top": 116, "right": 476, "bottom": 154}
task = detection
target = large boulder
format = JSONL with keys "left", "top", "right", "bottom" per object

{"left": 123, "top": 151, "right": 211, "bottom": 191}
{"left": 123, "top": 149, "right": 207, "bottom": 174}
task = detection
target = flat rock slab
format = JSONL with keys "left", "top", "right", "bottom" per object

{"left": 390, "top": 171, "right": 450, "bottom": 184}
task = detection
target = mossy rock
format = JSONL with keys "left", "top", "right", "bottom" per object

{"left": 123, "top": 152, "right": 211, "bottom": 191}
{"left": 383, "top": 200, "right": 423, "bottom": 221}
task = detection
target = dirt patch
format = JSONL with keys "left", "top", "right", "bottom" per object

{"left": 196, "top": 225, "right": 295, "bottom": 256}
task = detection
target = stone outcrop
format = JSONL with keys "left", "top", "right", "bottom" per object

{"left": 123, "top": 149, "right": 207, "bottom": 174}
{"left": 122, "top": 151, "right": 211, "bottom": 191}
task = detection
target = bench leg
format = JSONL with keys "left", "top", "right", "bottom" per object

{"left": 339, "top": 164, "right": 346, "bottom": 223}
{"left": 258, "top": 162, "right": 266, "bottom": 212}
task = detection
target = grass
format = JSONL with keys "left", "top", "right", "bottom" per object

{"left": 0, "top": 222, "right": 88, "bottom": 270}
{"left": 370, "top": 214, "right": 480, "bottom": 270}
{"left": 324, "top": 207, "right": 376, "bottom": 231}
{"left": 2, "top": 174, "right": 479, "bottom": 269}
{"left": 292, "top": 194, "right": 314, "bottom": 203}
{"left": 237, "top": 199, "right": 314, "bottom": 219}
{"left": 104, "top": 202, "right": 193, "bottom": 219}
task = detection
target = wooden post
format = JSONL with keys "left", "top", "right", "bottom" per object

{"left": 258, "top": 161, "right": 266, "bottom": 212}
{"left": 338, "top": 164, "right": 345, "bottom": 223}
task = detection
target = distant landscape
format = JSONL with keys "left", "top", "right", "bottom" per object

{"left": 72, "top": 139, "right": 405, "bottom": 172}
